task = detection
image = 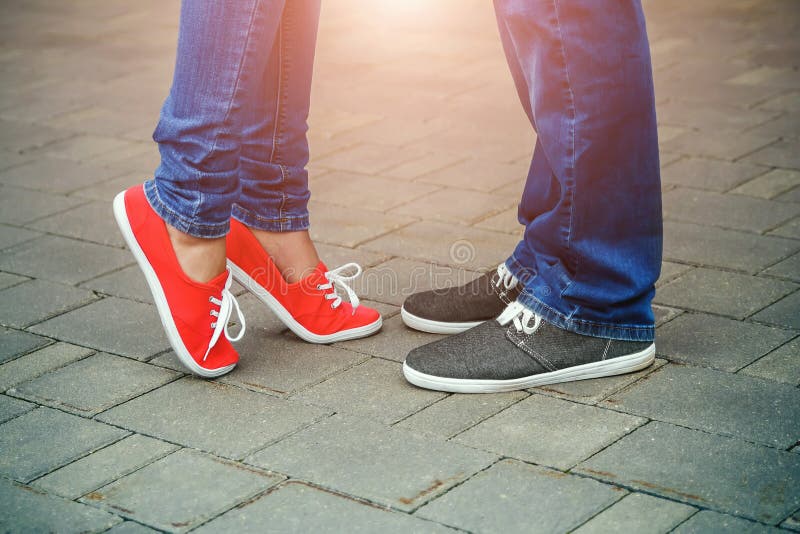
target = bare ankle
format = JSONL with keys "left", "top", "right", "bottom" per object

{"left": 166, "top": 224, "right": 227, "bottom": 283}
{"left": 247, "top": 227, "right": 320, "bottom": 283}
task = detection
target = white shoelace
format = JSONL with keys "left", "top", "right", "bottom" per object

{"left": 317, "top": 262, "right": 362, "bottom": 313}
{"left": 495, "top": 263, "right": 519, "bottom": 291}
{"left": 497, "top": 301, "right": 541, "bottom": 335}
{"left": 204, "top": 270, "right": 246, "bottom": 361}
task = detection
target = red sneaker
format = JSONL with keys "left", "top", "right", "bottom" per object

{"left": 112, "top": 185, "right": 245, "bottom": 377}
{"left": 226, "top": 219, "right": 382, "bottom": 343}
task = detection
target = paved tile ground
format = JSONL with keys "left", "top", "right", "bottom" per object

{"left": 0, "top": 0, "right": 798, "bottom": 532}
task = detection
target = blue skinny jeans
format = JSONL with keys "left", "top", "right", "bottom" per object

{"left": 146, "top": 0, "right": 320, "bottom": 237}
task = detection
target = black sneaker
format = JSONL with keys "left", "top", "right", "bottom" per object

{"left": 401, "top": 264, "right": 522, "bottom": 334}
{"left": 403, "top": 301, "right": 655, "bottom": 393}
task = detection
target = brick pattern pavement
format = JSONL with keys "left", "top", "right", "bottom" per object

{"left": 1, "top": 0, "right": 799, "bottom": 532}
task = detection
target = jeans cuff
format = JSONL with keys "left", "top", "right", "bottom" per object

{"left": 505, "top": 255, "right": 655, "bottom": 342}
{"left": 144, "top": 180, "right": 230, "bottom": 239}
{"left": 231, "top": 204, "right": 310, "bottom": 232}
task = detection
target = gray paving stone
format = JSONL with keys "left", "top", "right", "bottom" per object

{"left": 783, "top": 510, "right": 800, "bottom": 532}
{"left": 763, "top": 252, "right": 800, "bottom": 282}
{"left": 97, "top": 377, "right": 328, "bottom": 460}
{"left": 655, "top": 313, "right": 795, "bottom": 371}
{"left": 0, "top": 235, "right": 132, "bottom": 284}
{"left": 0, "top": 394, "right": 34, "bottom": 424}
{"left": 70, "top": 170, "right": 146, "bottom": 203}
{"left": 0, "top": 224, "right": 40, "bottom": 250}
{"left": 663, "top": 221, "right": 800, "bottom": 274}
{"left": 661, "top": 157, "right": 769, "bottom": 192}
{"left": 657, "top": 261, "right": 693, "bottom": 287}
{"left": 605, "top": 364, "right": 800, "bottom": 448}
{"left": 576, "top": 421, "right": 800, "bottom": 523}
{"left": 0, "top": 119, "right": 73, "bottom": 153}
{"left": 360, "top": 220, "right": 519, "bottom": 272}
{"left": 661, "top": 130, "right": 777, "bottom": 161}
{"left": 220, "top": 333, "right": 367, "bottom": 396}
{"left": 11, "top": 352, "right": 180, "bottom": 416}
{"left": 30, "top": 297, "right": 169, "bottom": 360}
{"left": 532, "top": 359, "right": 667, "bottom": 406}
{"left": 744, "top": 140, "right": 800, "bottom": 170}
{"left": 84, "top": 449, "right": 283, "bottom": 533}
{"left": 308, "top": 200, "right": 416, "bottom": 248}
{"left": 311, "top": 171, "right": 439, "bottom": 212}
{"left": 0, "top": 271, "right": 29, "bottom": 290}
{"left": 357, "top": 257, "right": 480, "bottom": 307}
{"left": 663, "top": 188, "right": 800, "bottom": 233}
{"left": 751, "top": 290, "right": 800, "bottom": 329}
{"left": 37, "top": 134, "right": 151, "bottom": 164}
{"left": 0, "top": 406, "right": 127, "bottom": 482}
{"left": 673, "top": 510, "right": 782, "bottom": 534}
{"left": 106, "top": 522, "right": 160, "bottom": 534}
{"left": 572, "top": 492, "right": 696, "bottom": 534}
{"left": 293, "top": 358, "right": 445, "bottom": 424}
{"left": 247, "top": 414, "right": 497, "bottom": 512}
{"left": 0, "top": 342, "right": 94, "bottom": 391}
{"left": 314, "top": 241, "right": 390, "bottom": 270}
{"left": 0, "top": 157, "right": 124, "bottom": 194}
{"left": 196, "top": 481, "right": 455, "bottom": 534}
{"left": 0, "top": 279, "right": 97, "bottom": 328}
{"left": 79, "top": 264, "right": 153, "bottom": 304}
{"left": 758, "top": 91, "right": 800, "bottom": 113}
{"left": 653, "top": 304, "right": 682, "bottom": 326}
{"left": 417, "top": 459, "right": 623, "bottom": 534}
{"left": 335, "top": 314, "right": 445, "bottom": 363}
{"left": 0, "top": 327, "right": 50, "bottom": 364}
{"left": 654, "top": 268, "right": 797, "bottom": 319}
{"left": 29, "top": 200, "right": 126, "bottom": 247}
{"left": 382, "top": 151, "right": 465, "bottom": 181}
{"left": 657, "top": 100, "right": 779, "bottom": 132}
{"left": 740, "top": 338, "right": 800, "bottom": 386}
{"left": 732, "top": 169, "right": 800, "bottom": 200}
{"left": 0, "top": 185, "right": 86, "bottom": 225}
{"left": 0, "top": 478, "right": 122, "bottom": 534}
{"left": 454, "top": 394, "right": 645, "bottom": 470}
{"left": 415, "top": 157, "right": 527, "bottom": 193}
{"left": 390, "top": 188, "right": 515, "bottom": 225}
{"left": 474, "top": 206, "right": 523, "bottom": 234}
{"left": 315, "top": 143, "right": 426, "bottom": 175}
{"left": 33, "top": 434, "right": 178, "bottom": 499}
{"left": 776, "top": 186, "right": 800, "bottom": 203}
{"left": 396, "top": 391, "right": 527, "bottom": 439}
{"left": 769, "top": 217, "right": 800, "bottom": 239}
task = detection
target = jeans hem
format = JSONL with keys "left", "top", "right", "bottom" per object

{"left": 144, "top": 180, "right": 230, "bottom": 239}
{"left": 505, "top": 256, "right": 655, "bottom": 342}
{"left": 231, "top": 204, "right": 310, "bottom": 232}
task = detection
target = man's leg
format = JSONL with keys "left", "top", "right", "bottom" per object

{"left": 402, "top": 0, "right": 662, "bottom": 392}
{"left": 113, "top": 0, "right": 286, "bottom": 377}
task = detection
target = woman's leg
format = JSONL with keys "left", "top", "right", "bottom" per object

{"left": 147, "top": 0, "right": 287, "bottom": 282}
{"left": 233, "top": 0, "right": 321, "bottom": 283}
{"left": 225, "top": 0, "right": 382, "bottom": 343}
{"left": 113, "top": 0, "right": 288, "bottom": 376}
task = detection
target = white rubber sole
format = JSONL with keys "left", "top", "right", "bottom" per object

{"left": 228, "top": 261, "right": 382, "bottom": 344}
{"left": 112, "top": 192, "right": 235, "bottom": 378}
{"left": 403, "top": 343, "right": 656, "bottom": 393}
{"left": 400, "top": 306, "right": 483, "bottom": 334}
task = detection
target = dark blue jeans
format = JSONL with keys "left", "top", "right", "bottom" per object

{"left": 146, "top": 0, "right": 320, "bottom": 238}
{"left": 496, "top": 0, "right": 662, "bottom": 342}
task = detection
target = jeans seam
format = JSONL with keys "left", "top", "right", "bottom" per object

{"left": 551, "top": 0, "right": 580, "bottom": 303}
{"left": 520, "top": 288, "right": 653, "bottom": 331}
